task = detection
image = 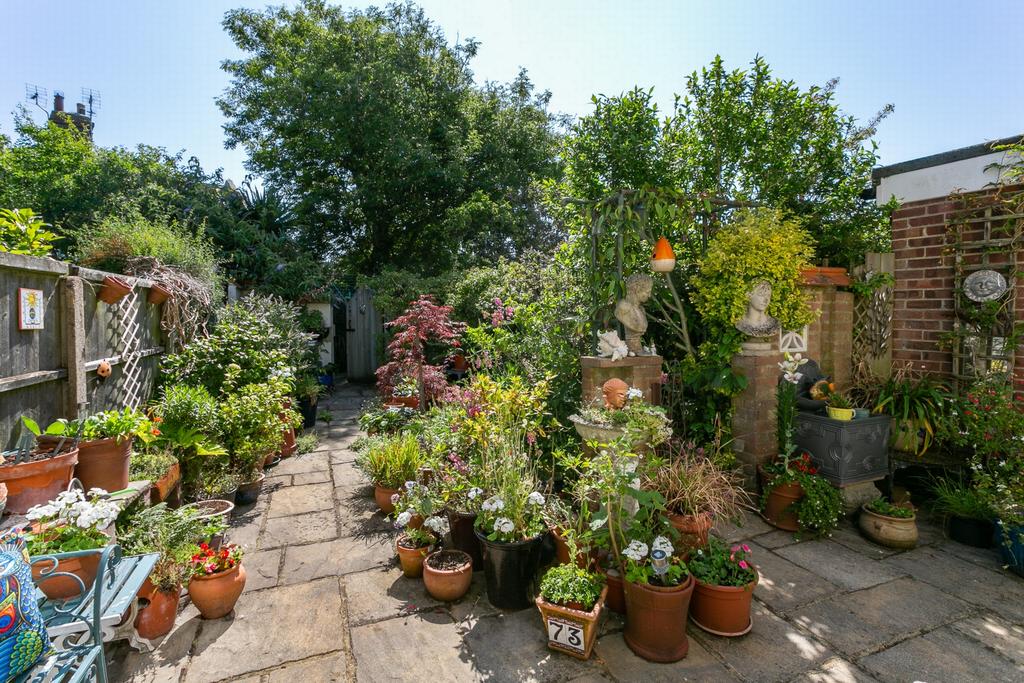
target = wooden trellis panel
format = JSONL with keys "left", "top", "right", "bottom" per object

{"left": 851, "top": 252, "right": 894, "bottom": 378}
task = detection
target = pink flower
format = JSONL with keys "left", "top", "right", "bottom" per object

{"left": 739, "top": 560, "right": 749, "bottom": 570}
{"left": 526, "top": 432, "right": 536, "bottom": 445}
{"left": 741, "top": 544, "right": 751, "bottom": 553}
{"left": 729, "top": 552, "right": 736, "bottom": 562}
{"left": 731, "top": 545, "right": 740, "bottom": 552}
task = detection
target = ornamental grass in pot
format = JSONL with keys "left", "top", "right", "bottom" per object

{"left": 859, "top": 498, "right": 917, "bottom": 549}
{"left": 423, "top": 549, "right": 473, "bottom": 601}
{"left": 688, "top": 537, "right": 758, "bottom": 636}
{"left": 931, "top": 477, "right": 995, "bottom": 548}
{"left": 187, "top": 543, "right": 245, "bottom": 619}
{"left": 355, "top": 433, "right": 424, "bottom": 514}
{"left": 536, "top": 564, "right": 607, "bottom": 660}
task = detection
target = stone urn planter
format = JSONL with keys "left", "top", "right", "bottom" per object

{"left": 475, "top": 530, "right": 545, "bottom": 610}
{"left": 859, "top": 504, "right": 918, "bottom": 549}
{"left": 396, "top": 534, "right": 432, "bottom": 578}
{"left": 0, "top": 447, "right": 79, "bottom": 514}
{"left": 374, "top": 484, "right": 400, "bottom": 514}
{"left": 32, "top": 551, "right": 102, "bottom": 600}
{"left": 667, "top": 512, "right": 712, "bottom": 558}
{"left": 568, "top": 415, "right": 625, "bottom": 444}
{"left": 622, "top": 574, "right": 696, "bottom": 663}
{"left": 423, "top": 550, "right": 473, "bottom": 601}
{"left": 536, "top": 585, "right": 608, "bottom": 660}
{"left": 689, "top": 571, "right": 758, "bottom": 637}
{"left": 97, "top": 275, "right": 133, "bottom": 304}
{"left": 759, "top": 466, "right": 802, "bottom": 532}
{"left": 134, "top": 586, "right": 181, "bottom": 639}
{"left": 188, "top": 564, "right": 246, "bottom": 619}
{"left": 235, "top": 472, "right": 265, "bottom": 506}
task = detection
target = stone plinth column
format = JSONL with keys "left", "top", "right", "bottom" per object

{"left": 731, "top": 338, "right": 780, "bottom": 491}
{"left": 580, "top": 355, "right": 663, "bottom": 405}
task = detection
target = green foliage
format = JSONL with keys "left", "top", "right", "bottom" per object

{"left": 972, "top": 452, "right": 1024, "bottom": 530}
{"left": 790, "top": 474, "right": 843, "bottom": 538}
{"left": 930, "top": 477, "right": 994, "bottom": 521}
{"left": 129, "top": 447, "right": 178, "bottom": 483}
{"left": 359, "top": 401, "right": 417, "bottom": 435}
{"left": 219, "top": 1, "right": 561, "bottom": 275}
{"left": 24, "top": 408, "right": 154, "bottom": 445}
{"left": 693, "top": 209, "right": 815, "bottom": 332}
{"left": 295, "top": 432, "right": 319, "bottom": 455}
{"left": 865, "top": 498, "right": 914, "bottom": 519}
{"left": 156, "top": 385, "right": 220, "bottom": 437}
{"left": 539, "top": 564, "right": 605, "bottom": 610}
{"left": 118, "top": 503, "right": 225, "bottom": 591}
{"left": 0, "top": 208, "right": 59, "bottom": 256}
{"left": 355, "top": 433, "right": 424, "bottom": 489}
{"left": 873, "top": 370, "right": 948, "bottom": 456}
{"left": 940, "top": 378, "right": 1024, "bottom": 461}
{"left": 688, "top": 537, "right": 757, "bottom": 588}
{"left": 218, "top": 380, "right": 296, "bottom": 481}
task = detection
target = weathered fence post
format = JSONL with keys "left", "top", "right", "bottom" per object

{"left": 62, "top": 275, "right": 87, "bottom": 418}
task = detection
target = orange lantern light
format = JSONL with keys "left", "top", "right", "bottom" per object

{"left": 651, "top": 237, "right": 676, "bottom": 272}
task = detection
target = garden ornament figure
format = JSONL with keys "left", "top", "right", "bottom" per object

{"left": 602, "top": 378, "right": 630, "bottom": 410}
{"left": 597, "top": 330, "right": 629, "bottom": 361}
{"left": 615, "top": 274, "right": 653, "bottom": 354}
{"left": 735, "top": 280, "right": 780, "bottom": 337}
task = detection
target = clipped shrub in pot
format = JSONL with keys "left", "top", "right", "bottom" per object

{"left": 536, "top": 564, "right": 607, "bottom": 660}
{"left": 688, "top": 537, "right": 758, "bottom": 636}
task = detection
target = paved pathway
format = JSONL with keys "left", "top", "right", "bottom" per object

{"left": 113, "top": 384, "right": 1024, "bottom": 683}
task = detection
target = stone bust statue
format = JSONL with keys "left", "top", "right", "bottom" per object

{"left": 735, "top": 280, "right": 780, "bottom": 338}
{"left": 614, "top": 274, "right": 653, "bottom": 354}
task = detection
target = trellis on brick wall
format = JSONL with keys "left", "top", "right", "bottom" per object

{"left": 851, "top": 252, "right": 894, "bottom": 373}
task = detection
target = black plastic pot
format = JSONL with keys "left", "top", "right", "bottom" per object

{"left": 235, "top": 473, "right": 265, "bottom": 506}
{"left": 447, "top": 510, "right": 483, "bottom": 570}
{"left": 474, "top": 530, "right": 545, "bottom": 610}
{"left": 947, "top": 516, "right": 994, "bottom": 548}
{"left": 299, "top": 397, "right": 319, "bottom": 429}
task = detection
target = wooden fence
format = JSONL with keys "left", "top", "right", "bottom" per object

{"left": 0, "top": 252, "right": 165, "bottom": 450}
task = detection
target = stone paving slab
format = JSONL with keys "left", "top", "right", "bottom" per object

{"left": 775, "top": 540, "right": 905, "bottom": 591}
{"left": 343, "top": 566, "right": 445, "bottom": 626}
{"left": 267, "top": 482, "right": 335, "bottom": 518}
{"left": 111, "top": 604, "right": 202, "bottom": 682}
{"left": 264, "top": 652, "right": 351, "bottom": 682}
{"left": 259, "top": 509, "right": 338, "bottom": 549}
{"left": 949, "top": 613, "right": 1024, "bottom": 665}
{"left": 595, "top": 631, "right": 740, "bottom": 682}
{"left": 712, "top": 515, "right": 773, "bottom": 543}
{"left": 280, "top": 537, "right": 393, "bottom": 585}
{"left": 244, "top": 548, "right": 282, "bottom": 592}
{"left": 748, "top": 540, "right": 839, "bottom": 613}
{"left": 789, "top": 577, "right": 971, "bottom": 657}
{"left": 351, "top": 612, "right": 474, "bottom": 683}
{"left": 791, "top": 656, "right": 880, "bottom": 683}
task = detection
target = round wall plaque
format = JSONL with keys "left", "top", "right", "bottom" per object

{"left": 964, "top": 270, "right": 1008, "bottom": 302}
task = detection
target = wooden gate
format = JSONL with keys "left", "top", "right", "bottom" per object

{"left": 344, "top": 287, "right": 382, "bottom": 382}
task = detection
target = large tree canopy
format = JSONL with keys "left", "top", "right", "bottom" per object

{"left": 218, "top": 0, "right": 562, "bottom": 275}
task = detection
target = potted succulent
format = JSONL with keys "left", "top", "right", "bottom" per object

{"left": 931, "top": 478, "right": 995, "bottom": 548}
{"left": 536, "top": 563, "right": 607, "bottom": 660}
{"left": 825, "top": 392, "right": 856, "bottom": 421}
{"left": 423, "top": 549, "right": 473, "bottom": 601}
{"left": 25, "top": 488, "right": 120, "bottom": 600}
{"left": 187, "top": 542, "right": 246, "bottom": 619}
{"left": 27, "top": 409, "right": 158, "bottom": 494}
{"left": 355, "top": 433, "right": 424, "bottom": 513}
{"left": 859, "top": 498, "right": 918, "bottom": 549}
{"left": 0, "top": 440, "right": 80, "bottom": 514}
{"left": 646, "top": 440, "right": 749, "bottom": 558}
{"left": 688, "top": 537, "right": 758, "bottom": 636}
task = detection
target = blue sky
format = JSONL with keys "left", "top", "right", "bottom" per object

{"left": 3, "top": 1, "right": 1022, "bottom": 184}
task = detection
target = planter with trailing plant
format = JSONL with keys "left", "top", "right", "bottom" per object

{"left": 688, "top": 538, "right": 758, "bottom": 637}
{"left": 536, "top": 563, "right": 607, "bottom": 660}
{"left": 568, "top": 387, "right": 671, "bottom": 451}
{"left": 760, "top": 456, "right": 842, "bottom": 538}
{"left": 97, "top": 275, "right": 133, "bottom": 304}
{"left": 26, "top": 488, "right": 120, "bottom": 600}
{"left": 932, "top": 478, "right": 995, "bottom": 548}
{"left": 423, "top": 549, "right": 473, "bottom": 601}
{"left": 188, "top": 543, "right": 246, "bottom": 619}
{"left": 355, "top": 433, "right": 424, "bottom": 514}
{"left": 859, "top": 499, "right": 918, "bottom": 549}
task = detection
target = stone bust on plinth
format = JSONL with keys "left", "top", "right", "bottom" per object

{"left": 735, "top": 280, "right": 780, "bottom": 338}
{"left": 614, "top": 274, "right": 653, "bottom": 354}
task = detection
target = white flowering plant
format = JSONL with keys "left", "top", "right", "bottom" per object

{"left": 25, "top": 488, "right": 120, "bottom": 555}
{"left": 474, "top": 473, "right": 548, "bottom": 545}
{"left": 392, "top": 480, "right": 441, "bottom": 547}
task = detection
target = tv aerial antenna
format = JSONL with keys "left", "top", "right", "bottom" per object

{"left": 81, "top": 88, "right": 101, "bottom": 118}
{"left": 25, "top": 83, "right": 49, "bottom": 114}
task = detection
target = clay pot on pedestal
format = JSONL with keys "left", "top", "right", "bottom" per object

{"left": 134, "top": 587, "right": 181, "bottom": 639}
{"left": 859, "top": 504, "right": 918, "bottom": 549}
{"left": 374, "top": 485, "right": 400, "bottom": 514}
{"left": 475, "top": 530, "right": 545, "bottom": 610}
{"left": 188, "top": 564, "right": 246, "bottom": 619}
{"left": 0, "top": 448, "right": 79, "bottom": 514}
{"left": 667, "top": 512, "right": 713, "bottom": 558}
{"left": 97, "top": 275, "right": 133, "bottom": 304}
{"left": 423, "top": 549, "right": 473, "bottom": 601}
{"left": 623, "top": 574, "right": 696, "bottom": 662}
{"left": 536, "top": 585, "right": 608, "bottom": 660}
{"left": 396, "top": 534, "right": 431, "bottom": 578}
{"left": 689, "top": 571, "right": 758, "bottom": 637}
{"left": 447, "top": 510, "right": 483, "bottom": 570}
{"left": 759, "top": 466, "right": 802, "bottom": 532}
{"left": 32, "top": 551, "right": 102, "bottom": 600}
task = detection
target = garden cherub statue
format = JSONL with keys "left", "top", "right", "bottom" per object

{"left": 614, "top": 274, "right": 653, "bottom": 354}
{"left": 597, "top": 330, "right": 629, "bottom": 361}
{"left": 735, "top": 280, "right": 780, "bottom": 338}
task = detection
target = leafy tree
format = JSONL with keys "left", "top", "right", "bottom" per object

{"left": 219, "top": 0, "right": 562, "bottom": 275}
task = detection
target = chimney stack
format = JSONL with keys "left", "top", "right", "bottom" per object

{"left": 53, "top": 93, "right": 64, "bottom": 112}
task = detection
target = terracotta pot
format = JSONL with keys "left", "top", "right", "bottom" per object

{"left": 151, "top": 462, "right": 181, "bottom": 504}
{"left": 423, "top": 549, "right": 473, "bottom": 601}
{"left": 550, "top": 527, "right": 590, "bottom": 569}
{"left": 392, "top": 396, "right": 419, "bottom": 409}
{"left": 374, "top": 485, "right": 400, "bottom": 514}
{"left": 0, "top": 448, "right": 79, "bottom": 514}
{"left": 667, "top": 512, "right": 713, "bottom": 558}
{"left": 407, "top": 514, "right": 424, "bottom": 530}
{"left": 32, "top": 551, "right": 102, "bottom": 600}
{"left": 97, "top": 275, "right": 133, "bottom": 304}
{"left": 134, "top": 587, "right": 181, "bottom": 639}
{"left": 536, "top": 585, "right": 608, "bottom": 660}
{"left": 146, "top": 283, "right": 171, "bottom": 305}
{"left": 690, "top": 571, "right": 758, "bottom": 636}
{"left": 447, "top": 510, "right": 483, "bottom": 570}
{"left": 279, "top": 426, "right": 298, "bottom": 458}
{"left": 188, "top": 563, "right": 246, "bottom": 619}
{"left": 759, "top": 466, "right": 803, "bottom": 532}
{"left": 622, "top": 574, "right": 695, "bottom": 663}
{"left": 859, "top": 504, "right": 918, "bottom": 549}
{"left": 396, "top": 534, "right": 431, "bottom": 578}
{"left": 57, "top": 436, "right": 131, "bottom": 493}
{"left": 801, "top": 266, "right": 851, "bottom": 287}
{"left": 235, "top": 472, "right": 265, "bottom": 506}
{"left": 602, "top": 567, "right": 626, "bottom": 614}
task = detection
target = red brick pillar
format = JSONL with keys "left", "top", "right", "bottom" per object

{"left": 731, "top": 338, "right": 780, "bottom": 491}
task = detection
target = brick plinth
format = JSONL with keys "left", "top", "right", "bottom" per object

{"left": 731, "top": 339, "right": 780, "bottom": 490}
{"left": 580, "top": 355, "right": 664, "bottom": 405}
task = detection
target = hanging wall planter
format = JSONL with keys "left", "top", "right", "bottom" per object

{"left": 97, "top": 275, "right": 133, "bottom": 304}
{"left": 147, "top": 283, "right": 172, "bottom": 305}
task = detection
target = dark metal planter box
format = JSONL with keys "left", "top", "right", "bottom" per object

{"left": 794, "top": 413, "right": 891, "bottom": 486}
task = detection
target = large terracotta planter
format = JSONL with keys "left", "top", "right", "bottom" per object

{"left": 188, "top": 564, "right": 246, "bottom": 619}
{"left": 536, "top": 585, "right": 608, "bottom": 660}
{"left": 759, "top": 466, "right": 802, "bottom": 532}
{"left": 689, "top": 571, "right": 758, "bottom": 637}
{"left": 69, "top": 436, "right": 132, "bottom": 493}
{"left": 134, "top": 587, "right": 181, "bottom": 639}
{"left": 622, "top": 574, "right": 695, "bottom": 663}
{"left": 392, "top": 396, "right": 419, "bottom": 409}
{"left": 396, "top": 534, "right": 431, "bottom": 578}
{"left": 602, "top": 567, "right": 626, "bottom": 614}
{"left": 97, "top": 275, "right": 133, "bottom": 304}
{"left": 374, "top": 485, "right": 400, "bottom": 514}
{"left": 279, "top": 427, "right": 298, "bottom": 459}
{"left": 447, "top": 510, "right": 483, "bottom": 570}
{"left": 150, "top": 462, "right": 181, "bottom": 504}
{"left": 667, "top": 512, "right": 713, "bottom": 558}
{"left": 0, "top": 448, "right": 79, "bottom": 514}
{"left": 423, "top": 550, "right": 472, "bottom": 601}
{"left": 32, "top": 551, "right": 102, "bottom": 601}
{"left": 859, "top": 504, "right": 918, "bottom": 549}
